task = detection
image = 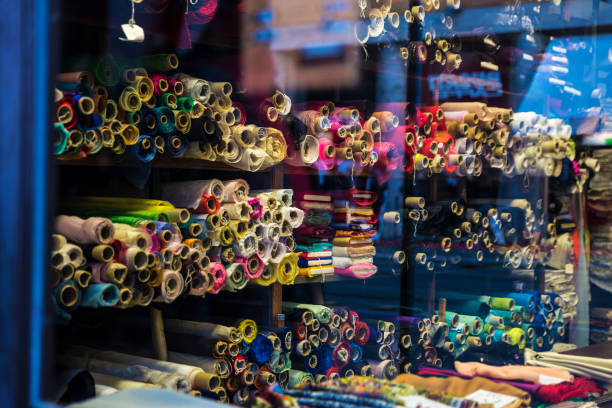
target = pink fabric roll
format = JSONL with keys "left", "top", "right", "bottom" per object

{"left": 334, "top": 264, "right": 377, "bottom": 279}
{"left": 154, "top": 270, "right": 184, "bottom": 303}
{"left": 454, "top": 361, "right": 573, "bottom": 385}
{"left": 312, "top": 138, "right": 336, "bottom": 170}
{"left": 55, "top": 215, "right": 115, "bottom": 244}
{"left": 207, "top": 262, "right": 227, "bottom": 294}
{"left": 232, "top": 102, "right": 247, "bottom": 126}
{"left": 237, "top": 253, "right": 264, "bottom": 279}
{"left": 248, "top": 198, "right": 263, "bottom": 219}
{"left": 444, "top": 110, "right": 470, "bottom": 122}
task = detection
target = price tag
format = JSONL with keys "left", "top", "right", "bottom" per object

{"left": 464, "top": 389, "right": 517, "bottom": 408}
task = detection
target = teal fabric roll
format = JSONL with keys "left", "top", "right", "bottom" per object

{"left": 54, "top": 123, "right": 69, "bottom": 155}
{"left": 82, "top": 283, "right": 120, "bottom": 308}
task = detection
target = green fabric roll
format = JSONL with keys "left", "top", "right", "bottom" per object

{"left": 141, "top": 54, "right": 178, "bottom": 73}
{"left": 53, "top": 123, "right": 69, "bottom": 155}
{"left": 178, "top": 97, "right": 194, "bottom": 113}
{"left": 93, "top": 54, "right": 120, "bottom": 86}
{"left": 288, "top": 369, "right": 314, "bottom": 388}
{"left": 160, "top": 92, "right": 177, "bottom": 109}
{"left": 283, "top": 302, "right": 332, "bottom": 324}
{"left": 109, "top": 216, "right": 147, "bottom": 226}
{"left": 225, "top": 263, "right": 249, "bottom": 292}
{"left": 445, "top": 312, "right": 483, "bottom": 335}
{"left": 490, "top": 297, "right": 515, "bottom": 310}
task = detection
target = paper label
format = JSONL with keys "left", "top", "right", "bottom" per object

{"left": 464, "top": 389, "right": 517, "bottom": 408}
{"left": 399, "top": 395, "right": 452, "bottom": 408}
{"left": 538, "top": 374, "right": 566, "bottom": 385}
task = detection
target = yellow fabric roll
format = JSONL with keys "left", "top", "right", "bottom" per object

{"left": 275, "top": 253, "right": 299, "bottom": 285}
{"left": 253, "top": 264, "right": 277, "bottom": 286}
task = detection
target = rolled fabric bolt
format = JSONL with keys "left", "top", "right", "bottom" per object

{"left": 59, "top": 244, "right": 84, "bottom": 268}
{"left": 383, "top": 211, "right": 401, "bottom": 224}
{"left": 405, "top": 197, "right": 425, "bottom": 208}
{"left": 55, "top": 215, "right": 115, "bottom": 244}
{"left": 54, "top": 279, "right": 81, "bottom": 311}
{"left": 74, "top": 269, "right": 92, "bottom": 288}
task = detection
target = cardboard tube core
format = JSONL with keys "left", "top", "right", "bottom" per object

{"left": 59, "top": 284, "right": 79, "bottom": 307}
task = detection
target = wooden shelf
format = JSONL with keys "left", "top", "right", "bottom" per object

{"left": 293, "top": 274, "right": 346, "bottom": 284}
{"left": 57, "top": 154, "right": 272, "bottom": 171}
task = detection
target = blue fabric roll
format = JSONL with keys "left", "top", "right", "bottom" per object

{"left": 139, "top": 109, "right": 159, "bottom": 136}
{"left": 349, "top": 343, "right": 362, "bottom": 364}
{"left": 81, "top": 283, "right": 119, "bottom": 308}
{"left": 54, "top": 280, "right": 82, "bottom": 311}
{"left": 164, "top": 132, "right": 188, "bottom": 157}
{"left": 249, "top": 335, "right": 273, "bottom": 365}
{"left": 57, "top": 82, "right": 92, "bottom": 96}
{"left": 127, "top": 135, "right": 156, "bottom": 163}
{"left": 240, "top": 340, "right": 251, "bottom": 356}
{"left": 317, "top": 346, "right": 333, "bottom": 374}
{"left": 505, "top": 292, "right": 535, "bottom": 312}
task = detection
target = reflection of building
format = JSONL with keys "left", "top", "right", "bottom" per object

{"left": 241, "top": 0, "right": 360, "bottom": 92}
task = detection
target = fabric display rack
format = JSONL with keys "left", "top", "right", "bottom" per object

{"left": 34, "top": 0, "right": 612, "bottom": 408}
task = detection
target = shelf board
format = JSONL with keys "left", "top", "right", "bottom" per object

{"left": 57, "top": 154, "right": 272, "bottom": 171}
{"left": 292, "top": 274, "right": 346, "bottom": 284}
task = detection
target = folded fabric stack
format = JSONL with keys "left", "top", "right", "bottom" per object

{"left": 331, "top": 189, "right": 378, "bottom": 279}
{"left": 293, "top": 191, "right": 335, "bottom": 278}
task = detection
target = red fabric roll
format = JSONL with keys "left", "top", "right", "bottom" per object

{"left": 58, "top": 95, "right": 78, "bottom": 130}
{"left": 354, "top": 321, "right": 370, "bottom": 345}
{"left": 193, "top": 194, "right": 220, "bottom": 214}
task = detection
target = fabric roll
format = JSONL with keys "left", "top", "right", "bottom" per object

{"left": 66, "top": 345, "right": 207, "bottom": 390}
{"left": 253, "top": 264, "right": 276, "bottom": 286}
{"left": 222, "top": 180, "right": 249, "bottom": 203}
{"left": 153, "top": 270, "right": 184, "bottom": 303}
{"left": 285, "top": 134, "right": 319, "bottom": 166}
{"left": 205, "top": 262, "right": 226, "bottom": 294}
{"left": 173, "top": 74, "right": 211, "bottom": 104}
{"left": 59, "top": 354, "right": 189, "bottom": 393}
{"left": 334, "top": 264, "right": 377, "bottom": 279}
{"left": 224, "top": 263, "right": 249, "bottom": 292}
{"left": 284, "top": 303, "right": 331, "bottom": 324}
{"left": 312, "top": 138, "right": 336, "bottom": 170}
{"left": 281, "top": 207, "right": 305, "bottom": 228}
{"left": 55, "top": 215, "right": 115, "bottom": 244}
{"left": 233, "top": 232, "right": 257, "bottom": 257}
{"left": 274, "top": 253, "right": 299, "bottom": 285}
{"left": 55, "top": 280, "right": 82, "bottom": 311}
{"left": 81, "top": 283, "right": 120, "bottom": 308}
{"left": 238, "top": 253, "right": 264, "bottom": 279}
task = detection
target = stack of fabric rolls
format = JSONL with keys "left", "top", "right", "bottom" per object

{"left": 437, "top": 290, "right": 566, "bottom": 361}
{"left": 53, "top": 53, "right": 287, "bottom": 170}
{"left": 283, "top": 303, "right": 404, "bottom": 385}
{"left": 352, "top": 0, "right": 462, "bottom": 71}
{"left": 161, "top": 179, "right": 304, "bottom": 288}
{"left": 407, "top": 197, "right": 545, "bottom": 271}
{"left": 59, "top": 318, "right": 294, "bottom": 404}
{"left": 331, "top": 189, "right": 378, "bottom": 279}
{"left": 52, "top": 181, "right": 309, "bottom": 321}
{"left": 293, "top": 191, "right": 335, "bottom": 278}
